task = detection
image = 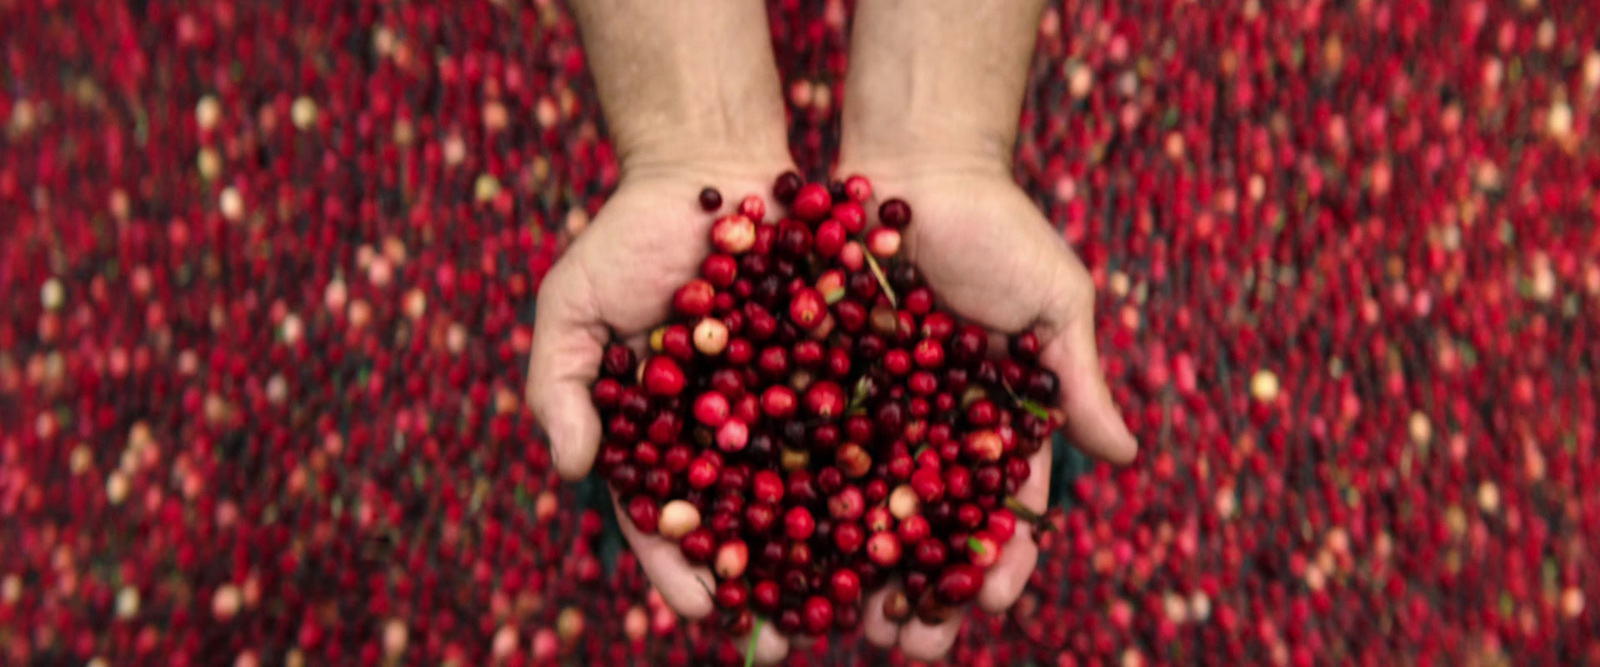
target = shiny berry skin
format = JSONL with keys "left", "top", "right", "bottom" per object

{"left": 715, "top": 579, "right": 747, "bottom": 609}
{"left": 833, "top": 521, "right": 865, "bottom": 554}
{"left": 804, "top": 380, "right": 846, "bottom": 418}
{"left": 878, "top": 198, "right": 912, "bottom": 229}
{"left": 866, "top": 532, "right": 902, "bottom": 567}
{"left": 772, "top": 171, "right": 803, "bottom": 204}
{"left": 967, "top": 531, "right": 1003, "bottom": 568}
{"left": 641, "top": 356, "right": 685, "bottom": 397}
{"left": 792, "top": 184, "right": 832, "bottom": 221}
{"left": 752, "top": 580, "right": 782, "bottom": 613}
{"left": 789, "top": 287, "right": 827, "bottom": 329}
{"left": 626, "top": 497, "right": 660, "bottom": 534}
{"left": 828, "top": 569, "right": 861, "bottom": 604}
{"left": 680, "top": 527, "right": 716, "bottom": 563}
{"left": 743, "top": 502, "right": 777, "bottom": 534}
{"left": 693, "top": 392, "right": 731, "bottom": 427}
{"left": 602, "top": 343, "right": 637, "bottom": 377}
{"left": 801, "top": 596, "right": 834, "bottom": 636}
{"left": 832, "top": 201, "right": 866, "bottom": 232}
{"left": 911, "top": 468, "right": 946, "bottom": 502}
{"left": 784, "top": 506, "right": 816, "bottom": 541}
{"left": 739, "top": 194, "right": 767, "bottom": 222}
{"left": 699, "top": 187, "right": 723, "bottom": 211}
{"left": 897, "top": 514, "right": 931, "bottom": 546}
{"left": 673, "top": 279, "right": 715, "bottom": 317}
{"left": 933, "top": 564, "right": 985, "bottom": 605}
{"left": 752, "top": 470, "right": 785, "bottom": 505}
{"left": 843, "top": 175, "right": 873, "bottom": 203}
{"left": 913, "top": 538, "right": 948, "bottom": 570}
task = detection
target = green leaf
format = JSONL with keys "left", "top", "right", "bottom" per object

{"left": 863, "top": 252, "right": 898, "bottom": 308}
{"left": 1018, "top": 399, "right": 1050, "bottom": 420}
{"left": 824, "top": 287, "right": 846, "bottom": 305}
{"left": 967, "top": 535, "right": 986, "bottom": 555}
{"left": 745, "top": 617, "right": 765, "bottom": 667}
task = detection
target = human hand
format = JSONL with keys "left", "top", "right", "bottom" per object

{"left": 837, "top": 157, "right": 1139, "bottom": 661}
{"left": 525, "top": 160, "right": 796, "bottom": 664}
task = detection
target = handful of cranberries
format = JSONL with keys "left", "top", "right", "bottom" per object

{"left": 590, "top": 172, "right": 1062, "bottom": 638}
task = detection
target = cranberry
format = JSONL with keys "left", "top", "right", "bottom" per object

{"left": 715, "top": 579, "right": 747, "bottom": 609}
{"left": 603, "top": 343, "right": 637, "bottom": 377}
{"left": 878, "top": 198, "right": 912, "bottom": 230}
{"left": 680, "top": 527, "right": 716, "bottom": 563}
{"left": 771, "top": 171, "right": 803, "bottom": 205}
{"left": 801, "top": 596, "right": 834, "bottom": 635}
{"left": 784, "top": 506, "right": 816, "bottom": 541}
{"left": 698, "top": 187, "right": 723, "bottom": 212}
{"left": 791, "top": 184, "right": 832, "bottom": 221}
{"left": 673, "top": 279, "right": 716, "bottom": 317}
{"left": 693, "top": 392, "right": 730, "bottom": 427}
{"left": 933, "top": 564, "right": 985, "bottom": 605}
{"left": 828, "top": 568, "right": 861, "bottom": 604}
{"left": 833, "top": 521, "right": 865, "bottom": 554}
{"left": 866, "top": 532, "right": 902, "bottom": 566}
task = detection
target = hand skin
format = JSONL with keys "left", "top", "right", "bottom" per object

{"left": 525, "top": 1, "right": 794, "bottom": 663}
{"left": 839, "top": 0, "right": 1139, "bottom": 661}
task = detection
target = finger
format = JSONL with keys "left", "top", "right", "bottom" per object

{"left": 861, "top": 583, "right": 902, "bottom": 648}
{"left": 978, "top": 443, "right": 1052, "bottom": 613}
{"left": 1040, "top": 288, "right": 1138, "bottom": 464}
{"left": 526, "top": 266, "right": 610, "bottom": 481}
{"left": 733, "top": 618, "right": 790, "bottom": 666}
{"left": 610, "top": 492, "right": 716, "bottom": 619}
{"left": 896, "top": 609, "right": 963, "bottom": 662}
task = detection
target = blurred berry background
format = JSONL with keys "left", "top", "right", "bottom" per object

{"left": 2, "top": 0, "right": 1598, "bottom": 665}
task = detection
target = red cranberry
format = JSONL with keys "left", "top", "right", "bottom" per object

{"left": 603, "top": 343, "right": 637, "bottom": 377}
{"left": 698, "top": 187, "right": 723, "bottom": 212}
{"left": 933, "top": 564, "right": 985, "bottom": 605}
{"left": 956, "top": 503, "right": 985, "bottom": 530}
{"left": 867, "top": 532, "right": 902, "bottom": 567}
{"left": 693, "top": 392, "right": 730, "bottom": 427}
{"left": 715, "top": 579, "right": 747, "bottom": 609}
{"left": 827, "top": 486, "right": 865, "bottom": 520}
{"left": 878, "top": 198, "right": 912, "bottom": 230}
{"left": 751, "top": 580, "right": 781, "bottom": 613}
{"left": 673, "top": 279, "right": 715, "bottom": 317}
{"left": 743, "top": 502, "right": 777, "bottom": 534}
{"left": 686, "top": 456, "right": 720, "bottom": 489}
{"left": 910, "top": 468, "right": 946, "bottom": 502}
{"left": 804, "top": 380, "right": 846, "bottom": 418}
{"left": 772, "top": 171, "right": 803, "bottom": 204}
{"left": 792, "top": 184, "right": 832, "bottom": 221}
{"left": 897, "top": 514, "right": 931, "bottom": 546}
{"left": 789, "top": 288, "right": 826, "bottom": 329}
{"left": 784, "top": 506, "right": 815, "bottom": 541}
{"left": 832, "top": 201, "right": 866, "bottom": 233}
{"left": 843, "top": 175, "right": 873, "bottom": 203}
{"left": 626, "top": 497, "right": 660, "bottom": 533}
{"left": 680, "top": 527, "right": 716, "bottom": 563}
{"left": 801, "top": 596, "right": 834, "bottom": 635}
{"left": 833, "top": 521, "right": 865, "bottom": 554}
{"left": 828, "top": 569, "right": 861, "bottom": 604}
{"left": 913, "top": 539, "right": 948, "bottom": 570}
{"left": 591, "top": 378, "right": 623, "bottom": 409}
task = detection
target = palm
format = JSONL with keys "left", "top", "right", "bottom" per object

{"left": 528, "top": 167, "right": 796, "bottom": 662}
{"left": 846, "top": 169, "right": 1136, "bottom": 661}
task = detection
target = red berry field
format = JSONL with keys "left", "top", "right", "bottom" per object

{"left": 2, "top": 1, "right": 1598, "bottom": 665}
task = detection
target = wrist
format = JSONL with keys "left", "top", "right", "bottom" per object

{"left": 619, "top": 126, "right": 793, "bottom": 186}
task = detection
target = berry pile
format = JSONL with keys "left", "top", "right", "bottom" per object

{"left": 594, "top": 173, "right": 1060, "bottom": 638}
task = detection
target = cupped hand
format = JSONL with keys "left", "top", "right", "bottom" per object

{"left": 525, "top": 161, "right": 795, "bottom": 664}
{"left": 838, "top": 160, "right": 1139, "bottom": 662}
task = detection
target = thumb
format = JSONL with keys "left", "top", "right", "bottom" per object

{"left": 1040, "top": 280, "right": 1138, "bottom": 465}
{"left": 526, "top": 269, "right": 608, "bottom": 481}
